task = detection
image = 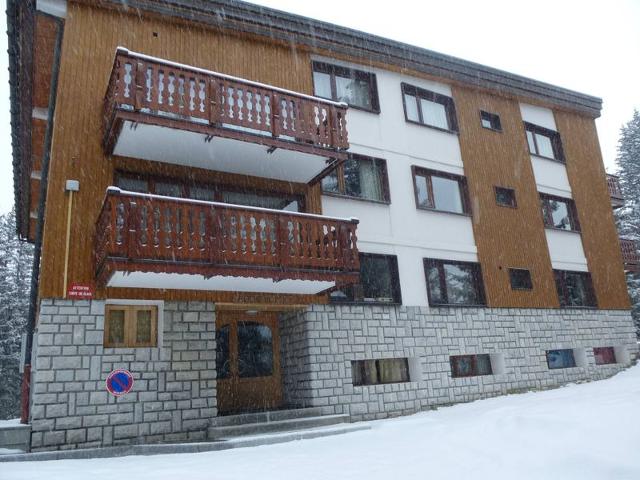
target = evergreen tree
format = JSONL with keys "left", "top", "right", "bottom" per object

{"left": 0, "top": 209, "right": 33, "bottom": 419}
{"left": 614, "top": 109, "right": 640, "bottom": 337}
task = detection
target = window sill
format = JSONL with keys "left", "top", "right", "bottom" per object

{"left": 558, "top": 305, "right": 598, "bottom": 310}
{"left": 510, "top": 287, "right": 533, "bottom": 291}
{"left": 481, "top": 126, "right": 502, "bottom": 133}
{"left": 322, "top": 191, "right": 391, "bottom": 206}
{"left": 416, "top": 206, "right": 472, "bottom": 218}
{"left": 429, "top": 303, "right": 487, "bottom": 308}
{"left": 496, "top": 203, "right": 518, "bottom": 209}
{"left": 314, "top": 94, "right": 380, "bottom": 115}
{"left": 529, "top": 153, "right": 566, "bottom": 164}
{"left": 329, "top": 300, "right": 402, "bottom": 307}
{"left": 544, "top": 226, "right": 581, "bottom": 234}
{"left": 405, "top": 119, "right": 458, "bottom": 135}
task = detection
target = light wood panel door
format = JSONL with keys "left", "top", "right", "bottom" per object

{"left": 216, "top": 311, "right": 283, "bottom": 414}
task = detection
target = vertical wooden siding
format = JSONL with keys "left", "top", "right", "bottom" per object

{"left": 452, "top": 86, "right": 559, "bottom": 308}
{"left": 39, "top": 3, "right": 314, "bottom": 299}
{"left": 555, "top": 112, "right": 630, "bottom": 309}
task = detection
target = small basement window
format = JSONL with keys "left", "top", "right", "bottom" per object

{"left": 546, "top": 349, "right": 576, "bottom": 369}
{"left": 450, "top": 354, "right": 493, "bottom": 378}
{"left": 509, "top": 268, "right": 533, "bottom": 290}
{"left": 352, "top": 358, "right": 410, "bottom": 386}
{"left": 495, "top": 187, "right": 517, "bottom": 208}
{"left": 104, "top": 304, "right": 158, "bottom": 348}
{"left": 480, "top": 111, "right": 501, "bottom": 131}
{"left": 593, "top": 347, "right": 617, "bottom": 365}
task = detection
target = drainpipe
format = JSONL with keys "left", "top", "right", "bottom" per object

{"left": 21, "top": 14, "right": 65, "bottom": 424}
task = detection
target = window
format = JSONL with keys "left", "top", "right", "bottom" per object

{"left": 450, "top": 354, "right": 493, "bottom": 378}
{"left": 330, "top": 253, "right": 401, "bottom": 304}
{"left": 495, "top": 187, "right": 517, "bottom": 208}
{"left": 321, "top": 155, "right": 390, "bottom": 203}
{"left": 402, "top": 83, "right": 457, "bottom": 131}
{"left": 352, "top": 358, "right": 410, "bottom": 386}
{"left": 509, "top": 268, "right": 532, "bottom": 290}
{"left": 546, "top": 349, "right": 576, "bottom": 369}
{"left": 312, "top": 61, "right": 379, "bottom": 112}
{"left": 524, "top": 122, "right": 564, "bottom": 161}
{"left": 424, "top": 259, "right": 485, "bottom": 306}
{"left": 480, "top": 111, "right": 501, "bottom": 131}
{"left": 412, "top": 167, "right": 469, "bottom": 214}
{"left": 554, "top": 270, "right": 597, "bottom": 307}
{"left": 115, "top": 172, "right": 304, "bottom": 212}
{"left": 215, "top": 325, "right": 231, "bottom": 379}
{"left": 540, "top": 193, "right": 580, "bottom": 231}
{"left": 104, "top": 305, "right": 158, "bottom": 348}
{"left": 238, "top": 322, "right": 274, "bottom": 378}
{"left": 593, "top": 347, "right": 617, "bottom": 365}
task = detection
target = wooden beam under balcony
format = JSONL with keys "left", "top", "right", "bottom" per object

{"left": 620, "top": 238, "right": 640, "bottom": 273}
{"left": 102, "top": 48, "right": 349, "bottom": 184}
{"left": 94, "top": 188, "right": 360, "bottom": 295}
{"left": 607, "top": 174, "right": 624, "bottom": 209}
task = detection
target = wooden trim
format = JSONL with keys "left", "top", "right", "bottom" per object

{"left": 104, "top": 304, "right": 158, "bottom": 347}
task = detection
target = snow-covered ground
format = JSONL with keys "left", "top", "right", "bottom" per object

{"left": 4, "top": 365, "right": 640, "bottom": 480}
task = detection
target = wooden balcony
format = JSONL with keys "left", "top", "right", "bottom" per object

{"left": 95, "top": 188, "right": 360, "bottom": 294}
{"left": 607, "top": 174, "right": 624, "bottom": 209}
{"left": 620, "top": 238, "right": 640, "bottom": 273}
{"left": 103, "top": 48, "right": 349, "bottom": 184}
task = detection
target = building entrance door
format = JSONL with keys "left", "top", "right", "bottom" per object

{"left": 216, "top": 311, "right": 283, "bottom": 414}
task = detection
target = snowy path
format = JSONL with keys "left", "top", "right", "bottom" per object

{"left": 4, "top": 365, "right": 640, "bottom": 480}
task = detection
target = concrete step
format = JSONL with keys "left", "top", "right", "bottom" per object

{"left": 211, "top": 407, "right": 329, "bottom": 427}
{"left": 0, "top": 423, "right": 371, "bottom": 463}
{"left": 0, "top": 422, "right": 30, "bottom": 454}
{"left": 208, "top": 413, "right": 350, "bottom": 440}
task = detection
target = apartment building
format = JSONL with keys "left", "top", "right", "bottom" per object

{"left": 7, "top": 0, "right": 639, "bottom": 451}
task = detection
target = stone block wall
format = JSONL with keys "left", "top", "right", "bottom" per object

{"left": 29, "top": 299, "right": 217, "bottom": 451}
{"left": 280, "top": 305, "right": 638, "bottom": 421}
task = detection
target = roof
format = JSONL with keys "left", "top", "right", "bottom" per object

{"left": 85, "top": 0, "right": 602, "bottom": 117}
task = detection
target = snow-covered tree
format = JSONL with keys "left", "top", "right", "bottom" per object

{"left": 614, "top": 109, "right": 640, "bottom": 337}
{"left": 0, "top": 209, "right": 33, "bottom": 419}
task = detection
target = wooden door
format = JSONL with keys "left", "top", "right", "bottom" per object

{"left": 216, "top": 311, "right": 283, "bottom": 414}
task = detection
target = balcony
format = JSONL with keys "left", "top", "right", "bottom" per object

{"left": 620, "top": 238, "right": 640, "bottom": 273}
{"left": 607, "top": 174, "right": 624, "bottom": 209}
{"left": 103, "top": 48, "right": 349, "bottom": 184}
{"left": 95, "top": 188, "right": 360, "bottom": 294}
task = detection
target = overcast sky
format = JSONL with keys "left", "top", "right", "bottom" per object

{"left": 1, "top": 0, "right": 639, "bottom": 214}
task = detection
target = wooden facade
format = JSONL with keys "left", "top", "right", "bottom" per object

{"left": 453, "top": 86, "right": 559, "bottom": 308}
{"left": 29, "top": 1, "right": 629, "bottom": 310}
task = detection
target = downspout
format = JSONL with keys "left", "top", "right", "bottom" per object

{"left": 21, "top": 14, "right": 65, "bottom": 424}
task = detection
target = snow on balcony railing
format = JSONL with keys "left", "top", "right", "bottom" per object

{"left": 103, "top": 48, "right": 349, "bottom": 152}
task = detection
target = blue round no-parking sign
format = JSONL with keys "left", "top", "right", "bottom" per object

{"left": 106, "top": 369, "right": 134, "bottom": 397}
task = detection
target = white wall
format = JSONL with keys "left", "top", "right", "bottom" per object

{"left": 545, "top": 230, "right": 588, "bottom": 271}
{"left": 314, "top": 56, "right": 477, "bottom": 307}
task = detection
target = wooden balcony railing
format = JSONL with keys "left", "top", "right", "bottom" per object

{"left": 620, "top": 238, "right": 640, "bottom": 273}
{"left": 95, "top": 188, "right": 360, "bottom": 287}
{"left": 103, "top": 48, "right": 349, "bottom": 156}
{"left": 607, "top": 174, "right": 624, "bottom": 208}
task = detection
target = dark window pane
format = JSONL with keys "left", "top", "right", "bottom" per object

{"left": 335, "top": 75, "right": 372, "bottom": 110}
{"left": 476, "top": 354, "right": 493, "bottom": 375}
{"left": 361, "top": 255, "right": 395, "bottom": 302}
{"left": 313, "top": 70, "right": 332, "bottom": 99}
{"left": 548, "top": 199, "right": 571, "bottom": 229}
{"left": 238, "top": 322, "right": 273, "bottom": 378}
{"left": 432, "top": 176, "right": 463, "bottom": 213}
{"left": 509, "top": 269, "right": 532, "bottom": 290}
{"left": 117, "top": 177, "right": 148, "bottom": 193}
{"left": 377, "top": 358, "right": 409, "bottom": 384}
{"left": 480, "top": 111, "right": 501, "bottom": 131}
{"left": 343, "top": 158, "right": 385, "bottom": 201}
{"left": 426, "top": 263, "right": 444, "bottom": 304}
{"left": 404, "top": 93, "right": 419, "bottom": 122}
{"left": 215, "top": 325, "right": 231, "bottom": 380}
{"left": 155, "top": 181, "right": 182, "bottom": 197}
{"left": 563, "top": 272, "right": 593, "bottom": 307}
{"left": 547, "top": 349, "right": 576, "bottom": 369}
{"left": 414, "top": 174, "right": 430, "bottom": 208}
{"left": 594, "top": 347, "right": 616, "bottom": 365}
{"left": 321, "top": 169, "right": 340, "bottom": 194}
{"left": 444, "top": 263, "right": 480, "bottom": 304}
{"left": 526, "top": 130, "right": 536, "bottom": 154}
{"left": 107, "top": 310, "right": 125, "bottom": 345}
{"left": 451, "top": 356, "right": 474, "bottom": 377}
{"left": 495, "top": 187, "right": 516, "bottom": 207}
{"left": 189, "top": 186, "right": 216, "bottom": 201}
{"left": 135, "top": 310, "right": 152, "bottom": 344}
